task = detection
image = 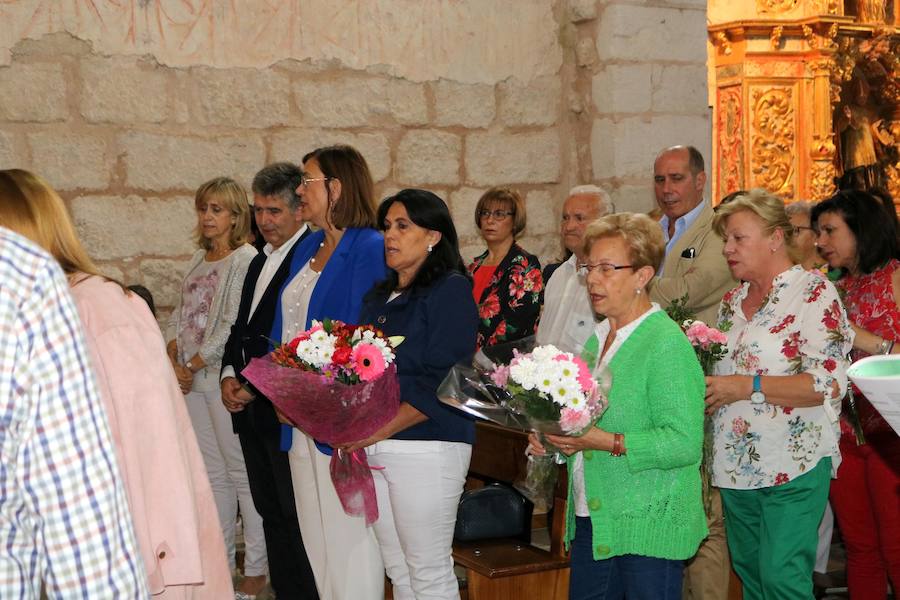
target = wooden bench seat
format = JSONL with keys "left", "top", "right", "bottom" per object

{"left": 452, "top": 422, "right": 570, "bottom": 600}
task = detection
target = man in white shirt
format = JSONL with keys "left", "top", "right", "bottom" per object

{"left": 220, "top": 163, "right": 317, "bottom": 599}
{"left": 536, "top": 185, "right": 610, "bottom": 355}
{"left": 649, "top": 146, "right": 734, "bottom": 600}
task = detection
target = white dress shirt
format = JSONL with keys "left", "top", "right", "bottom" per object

{"left": 220, "top": 224, "right": 308, "bottom": 381}
{"left": 536, "top": 254, "right": 598, "bottom": 354}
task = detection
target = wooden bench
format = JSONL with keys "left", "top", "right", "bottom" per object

{"left": 452, "top": 422, "right": 570, "bottom": 600}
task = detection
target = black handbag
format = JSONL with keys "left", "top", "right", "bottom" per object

{"left": 453, "top": 483, "right": 533, "bottom": 543}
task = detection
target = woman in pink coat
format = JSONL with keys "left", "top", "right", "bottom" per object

{"left": 0, "top": 169, "right": 233, "bottom": 598}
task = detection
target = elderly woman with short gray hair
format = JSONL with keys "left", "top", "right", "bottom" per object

{"left": 530, "top": 212, "right": 708, "bottom": 600}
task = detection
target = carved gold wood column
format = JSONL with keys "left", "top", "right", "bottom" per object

{"left": 709, "top": 0, "right": 898, "bottom": 206}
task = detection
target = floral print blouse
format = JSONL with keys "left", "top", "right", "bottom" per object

{"left": 711, "top": 265, "right": 853, "bottom": 490}
{"left": 467, "top": 243, "right": 543, "bottom": 349}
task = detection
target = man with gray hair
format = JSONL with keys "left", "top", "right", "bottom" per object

{"left": 221, "top": 162, "right": 317, "bottom": 599}
{"left": 536, "top": 184, "right": 610, "bottom": 353}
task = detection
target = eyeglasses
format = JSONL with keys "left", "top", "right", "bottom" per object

{"left": 792, "top": 225, "right": 815, "bottom": 235}
{"left": 478, "top": 209, "right": 515, "bottom": 220}
{"left": 577, "top": 263, "right": 635, "bottom": 277}
{"left": 298, "top": 175, "right": 330, "bottom": 187}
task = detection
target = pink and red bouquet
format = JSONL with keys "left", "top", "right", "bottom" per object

{"left": 242, "top": 319, "right": 403, "bottom": 525}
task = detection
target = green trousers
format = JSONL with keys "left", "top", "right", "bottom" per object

{"left": 720, "top": 457, "right": 831, "bottom": 600}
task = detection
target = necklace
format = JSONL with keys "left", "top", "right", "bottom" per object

{"left": 309, "top": 241, "right": 326, "bottom": 264}
{"left": 207, "top": 246, "right": 231, "bottom": 261}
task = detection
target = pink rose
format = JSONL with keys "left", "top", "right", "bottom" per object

{"left": 559, "top": 407, "right": 592, "bottom": 433}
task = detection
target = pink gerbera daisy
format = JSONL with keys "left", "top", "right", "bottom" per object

{"left": 351, "top": 343, "right": 386, "bottom": 381}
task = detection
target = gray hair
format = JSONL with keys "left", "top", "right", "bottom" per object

{"left": 785, "top": 200, "right": 814, "bottom": 218}
{"left": 251, "top": 162, "right": 303, "bottom": 211}
{"left": 567, "top": 184, "right": 613, "bottom": 215}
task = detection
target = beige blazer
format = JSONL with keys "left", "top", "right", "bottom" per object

{"left": 650, "top": 202, "right": 736, "bottom": 325}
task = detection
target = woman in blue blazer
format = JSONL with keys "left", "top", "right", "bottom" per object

{"left": 271, "top": 145, "right": 387, "bottom": 600}
{"left": 342, "top": 189, "right": 478, "bottom": 600}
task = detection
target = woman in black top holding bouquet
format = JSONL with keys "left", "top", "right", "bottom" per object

{"left": 342, "top": 189, "right": 478, "bottom": 600}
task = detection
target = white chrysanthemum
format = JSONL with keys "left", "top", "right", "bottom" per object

{"left": 507, "top": 346, "right": 591, "bottom": 409}
{"left": 295, "top": 333, "right": 337, "bottom": 368}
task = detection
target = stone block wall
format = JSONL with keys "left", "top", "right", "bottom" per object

{"left": 0, "top": 0, "right": 710, "bottom": 320}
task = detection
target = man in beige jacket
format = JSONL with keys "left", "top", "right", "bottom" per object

{"left": 650, "top": 145, "right": 735, "bottom": 600}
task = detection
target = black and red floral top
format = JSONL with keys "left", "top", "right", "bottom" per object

{"left": 467, "top": 243, "right": 543, "bottom": 349}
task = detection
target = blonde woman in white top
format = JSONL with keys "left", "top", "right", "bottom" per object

{"left": 166, "top": 177, "right": 267, "bottom": 598}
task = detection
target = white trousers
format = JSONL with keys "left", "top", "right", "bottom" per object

{"left": 184, "top": 389, "right": 267, "bottom": 576}
{"left": 367, "top": 440, "right": 471, "bottom": 600}
{"left": 288, "top": 430, "right": 384, "bottom": 600}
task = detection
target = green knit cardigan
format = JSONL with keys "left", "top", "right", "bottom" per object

{"left": 565, "top": 310, "right": 708, "bottom": 561}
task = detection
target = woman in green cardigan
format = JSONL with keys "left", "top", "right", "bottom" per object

{"left": 530, "top": 212, "right": 707, "bottom": 600}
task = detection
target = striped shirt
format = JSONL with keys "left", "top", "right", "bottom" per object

{"left": 0, "top": 228, "right": 148, "bottom": 598}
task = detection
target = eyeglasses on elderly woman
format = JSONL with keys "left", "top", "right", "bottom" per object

{"left": 576, "top": 262, "right": 635, "bottom": 277}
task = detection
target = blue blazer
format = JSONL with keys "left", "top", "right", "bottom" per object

{"left": 270, "top": 227, "right": 387, "bottom": 452}
{"left": 271, "top": 227, "right": 387, "bottom": 340}
{"left": 359, "top": 272, "right": 478, "bottom": 444}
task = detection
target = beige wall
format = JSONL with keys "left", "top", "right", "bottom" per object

{"left": 0, "top": 0, "right": 710, "bottom": 319}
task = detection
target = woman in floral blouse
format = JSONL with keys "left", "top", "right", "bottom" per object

{"left": 812, "top": 189, "right": 900, "bottom": 600}
{"left": 706, "top": 189, "right": 853, "bottom": 599}
{"left": 467, "top": 187, "right": 543, "bottom": 349}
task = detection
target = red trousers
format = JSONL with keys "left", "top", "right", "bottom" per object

{"left": 830, "top": 434, "right": 900, "bottom": 599}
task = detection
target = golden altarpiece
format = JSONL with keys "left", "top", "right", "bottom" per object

{"left": 708, "top": 1, "right": 900, "bottom": 210}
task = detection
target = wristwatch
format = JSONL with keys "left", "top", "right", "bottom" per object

{"left": 750, "top": 374, "right": 766, "bottom": 405}
{"left": 185, "top": 360, "right": 196, "bottom": 373}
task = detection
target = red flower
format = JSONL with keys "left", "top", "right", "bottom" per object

{"left": 722, "top": 287, "right": 741, "bottom": 304}
{"left": 495, "top": 320, "right": 507, "bottom": 339}
{"left": 822, "top": 300, "right": 841, "bottom": 330}
{"left": 782, "top": 406, "right": 794, "bottom": 415}
{"left": 769, "top": 315, "right": 795, "bottom": 334}
{"left": 508, "top": 273, "right": 526, "bottom": 300}
{"left": 806, "top": 281, "right": 826, "bottom": 303}
{"left": 524, "top": 268, "right": 543, "bottom": 293}
{"left": 332, "top": 345, "right": 352, "bottom": 365}
{"left": 479, "top": 292, "right": 501, "bottom": 319}
{"left": 823, "top": 358, "right": 837, "bottom": 373}
{"left": 774, "top": 473, "right": 790, "bottom": 486}
{"left": 781, "top": 332, "right": 801, "bottom": 359}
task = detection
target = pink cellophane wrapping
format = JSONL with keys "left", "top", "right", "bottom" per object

{"left": 241, "top": 357, "right": 400, "bottom": 525}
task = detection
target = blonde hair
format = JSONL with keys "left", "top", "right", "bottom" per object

{"left": 475, "top": 187, "right": 527, "bottom": 237}
{"left": 712, "top": 188, "right": 798, "bottom": 263}
{"left": 582, "top": 212, "right": 666, "bottom": 276}
{"left": 193, "top": 177, "right": 251, "bottom": 250}
{"left": 0, "top": 169, "right": 107, "bottom": 279}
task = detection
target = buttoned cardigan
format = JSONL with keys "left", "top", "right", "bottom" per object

{"left": 565, "top": 310, "right": 708, "bottom": 561}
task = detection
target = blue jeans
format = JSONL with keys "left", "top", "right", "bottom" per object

{"left": 570, "top": 517, "right": 684, "bottom": 600}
